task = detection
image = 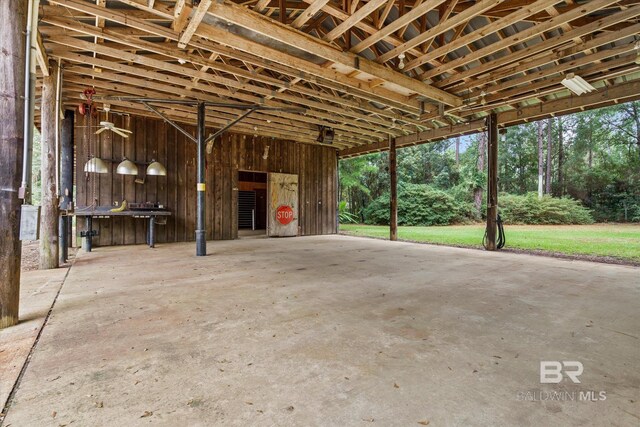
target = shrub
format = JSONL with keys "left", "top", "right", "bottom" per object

{"left": 338, "top": 200, "right": 359, "bottom": 224}
{"left": 499, "top": 193, "right": 594, "bottom": 225}
{"left": 363, "top": 184, "right": 475, "bottom": 226}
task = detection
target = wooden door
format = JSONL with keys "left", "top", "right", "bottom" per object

{"left": 268, "top": 173, "right": 298, "bottom": 237}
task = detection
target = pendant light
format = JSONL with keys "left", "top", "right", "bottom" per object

{"left": 146, "top": 160, "right": 167, "bottom": 176}
{"left": 84, "top": 157, "right": 108, "bottom": 174}
{"left": 116, "top": 158, "right": 139, "bottom": 175}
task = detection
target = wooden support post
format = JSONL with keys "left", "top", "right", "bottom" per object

{"left": 0, "top": 0, "right": 27, "bottom": 328}
{"left": 389, "top": 136, "right": 398, "bottom": 241}
{"left": 40, "top": 60, "right": 59, "bottom": 269}
{"left": 485, "top": 113, "right": 498, "bottom": 251}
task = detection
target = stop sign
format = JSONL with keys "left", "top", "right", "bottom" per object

{"left": 276, "top": 205, "right": 294, "bottom": 225}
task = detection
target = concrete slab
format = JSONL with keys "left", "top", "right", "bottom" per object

{"left": 0, "top": 267, "right": 68, "bottom": 410}
{"left": 2, "top": 236, "right": 639, "bottom": 426}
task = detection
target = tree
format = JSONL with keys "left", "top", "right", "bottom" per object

{"left": 474, "top": 132, "right": 486, "bottom": 214}
{"left": 556, "top": 117, "right": 564, "bottom": 197}
{"left": 546, "top": 118, "right": 552, "bottom": 195}
{"left": 537, "top": 121, "right": 544, "bottom": 199}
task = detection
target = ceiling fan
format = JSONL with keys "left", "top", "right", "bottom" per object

{"left": 95, "top": 121, "right": 132, "bottom": 138}
{"left": 95, "top": 104, "right": 133, "bottom": 138}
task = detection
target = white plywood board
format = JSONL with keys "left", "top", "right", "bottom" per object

{"left": 267, "top": 173, "right": 298, "bottom": 237}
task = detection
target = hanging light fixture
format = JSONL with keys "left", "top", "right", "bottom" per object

{"left": 397, "top": 52, "right": 406, "bottom": 70}
{"left": 146, "top": 160, "right": 167, "bottom": 176}
{"left": 561, "top": 73, "right": 595, "bottom": 96}
{"left": 116, "top": 158, "right": 139, "bottom": 175}
{"left": 84, "top": 157, "right": 108, "bottom": 174}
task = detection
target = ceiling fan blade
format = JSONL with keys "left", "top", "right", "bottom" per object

{"left": 95, "top": 128, "right": 106, "bottom": 135}
{"left": 116, "top": 128, "right": 133, "bottom": 134}
{"left": 112, "top": 128, "right": 130, "bottom": 138}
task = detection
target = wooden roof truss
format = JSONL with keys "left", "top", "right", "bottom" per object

{"left": 35, "top": 0, "right": 640, "bottom": 153}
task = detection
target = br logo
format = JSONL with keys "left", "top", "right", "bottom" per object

{"left": 540, "top": 361, "right": 584, "bottom": 384}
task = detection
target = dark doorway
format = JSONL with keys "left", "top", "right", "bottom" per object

{"left": 238, "top": 171, "right": 267, "bottom": 237}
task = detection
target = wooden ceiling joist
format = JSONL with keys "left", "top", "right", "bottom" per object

{"left": 34, "top": 0, "right": 640, "bottom": 154}
{"left": 204, "top": 1, "right": 463, "bottom": 106}
{"left": 340, "top": 79, "right": 640, "bottom": 158}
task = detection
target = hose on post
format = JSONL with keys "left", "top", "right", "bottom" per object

{"left": 483, "top": 213, "right": 506, "bottom": 250}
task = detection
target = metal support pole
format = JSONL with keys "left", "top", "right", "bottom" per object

{"left": 19, "top": 0, "right": 39, "bottom": 202}
{"left": 84, "top": 217, "right": 93, "bottom": 252}
{"left": 485, "top": 113, "right": 499, "bottom": 251}
{"left": 60, "top": 109, "right": 74, "bottom": 260}
{"left": 196, "top": 102, "right": 207, "bottom": 256}
{"left": 389, "top": 136, "right": 398, "bottom": 241}
{"left": 149, "top": 216, "right": 155, "bottom": 248}
{"left": 59, "top": 215, "right": 67, "bottom": 263}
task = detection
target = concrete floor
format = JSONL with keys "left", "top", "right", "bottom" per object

{"left": 1, "top": 235, "right": 638, "bottom": 426}
{"left": 0, "top": 268, "right": 68, "bottom": 409}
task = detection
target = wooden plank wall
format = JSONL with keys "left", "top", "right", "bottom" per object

{"left": 75, "top": 112, "right": 338, "bottom": 246}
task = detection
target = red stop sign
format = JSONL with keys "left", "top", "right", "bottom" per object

{"left": 276, "top": 205, "right": 294, "bottom": 225}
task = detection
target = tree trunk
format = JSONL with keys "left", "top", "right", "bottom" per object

{"left": 474, "top": 132, "right": 486, "bottom": 214}
{"left": 537, "top": 121, "right": 544, "bottom": 199}
{"left": 588, "top": 120, "right": 593, "bottom": 169}
{"left": 546, "top": 118, "right": 552, "bottom": 195}
{"left": 632, "top": 102, "right": 640, "bottom": 158}
{"left": 40, "top": 61, "right": 59, "bottom": 269}
{"left": 389, "top": 138, "right": 397, "bottom": 240}
{"left": 455, "top": 136, "right": 460, "bottom": 167}
{"left": 0, "top": 0, "right": 27, "bottom": 328}
{"left": 557, "top": 118, "right": 564, "bottom": 197}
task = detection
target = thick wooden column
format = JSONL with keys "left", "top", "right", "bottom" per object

{"left": 485, "top": 113, "right": 499, "bottom": 251}
{"left": 389, "top": 136, "right": 398, "bottom": 241}
{"left": 0, "top": 0, "right": 27, "bottom": 328}
{"left": 40, "top": 60, "right": 59, "bottom": 269}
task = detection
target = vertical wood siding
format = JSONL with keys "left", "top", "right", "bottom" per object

{"left": 76, "top": 113, "right": 337, "bottom": 246}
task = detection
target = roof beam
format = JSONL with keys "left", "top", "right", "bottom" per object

{"left": 178, "top": 0, "right": 212, "bottom": 48}
{"left": 43, "top": 0, "right": 426, "bottom": 121}
{"left": 35, "top": 31, "right": 51, "bottom": 76}
{"left": 434, "top": 3, "right": 640, "bottom": 91}
{"left": 340, "top": 80, "right": 640, "bottom": 157}
{"left": 403, "top": 0, "right": 557, "bottom": 72}
{"left": 290, "top": 0, "right": 330, "bottom": 29}
{"left": 377, "top": 0, "right": 505, "bottom": 64}
{"left": 323, "top": 0, "right": 388, "bottom": 42}
{"left": 48, "top": 44, "right": 399, "bottom": 139}
{"left": 419, "top": 0, "right": 622, "bottom": 81}
{"left": 205, "top": 1, "right": 462, "bottom": 106}
{"left": 351, "top": 0, "right": 448, "bottom": 53}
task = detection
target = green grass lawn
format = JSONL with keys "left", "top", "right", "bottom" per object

{"left": 339, "top": 223, "right": 640, "bottom": 263}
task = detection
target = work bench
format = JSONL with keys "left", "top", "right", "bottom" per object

{"left": 74, "top": 208, "right": 171, "bottom": 251}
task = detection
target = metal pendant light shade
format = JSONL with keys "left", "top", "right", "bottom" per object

{"left": 84, "top": 157, "right": 109, "bottom": 174}
{"left": 146, "top": 160, "right": 167, "bottom": 176}
{"left": 116, "top": 159, "right": 139, "bottom": 175}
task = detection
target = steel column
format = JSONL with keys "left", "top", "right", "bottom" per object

{"left": 485, "top": 113, "right": 499, "bottom": 251}
{"left": 196, "top": 102, "right": 207, "bottom": 256}
{"left": 59, "top": 109, "right": 74, "bottom": 263}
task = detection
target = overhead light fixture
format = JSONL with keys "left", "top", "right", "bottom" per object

{"left": 561, "top": 73, "right": 595, "bottom": 96}
{"left": 84, "top": 157, "right": 108, "bottom": 174}
{"left": 146, "top": 160, "right": 167, "bottom": 176}
{"left": 116, "top": 158, "right": 139, "bottom": 175}
{"left": 398, "top": 53, "right": 406, "bottom": 70}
